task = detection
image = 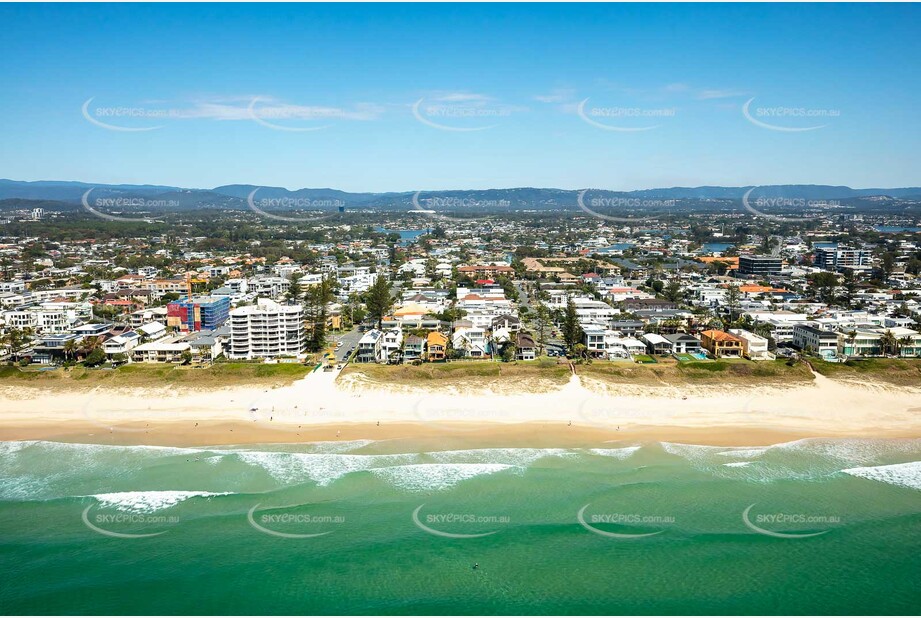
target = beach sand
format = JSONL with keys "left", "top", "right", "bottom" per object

{"left": 1, "top": 368, "right": 918, "bottom": 447}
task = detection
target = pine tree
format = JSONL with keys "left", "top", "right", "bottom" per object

{"left": 561, "top": 298, "right": 583, "bottom": 355}
{"left": 364, "top": 275, "right": 393, "bottom": 329}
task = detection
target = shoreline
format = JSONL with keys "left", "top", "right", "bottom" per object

{"left": 1, "top": 368, "right": 919, "bottom": 448}
{"left": 0, "top": 418, "right": 884, "bottom": 448}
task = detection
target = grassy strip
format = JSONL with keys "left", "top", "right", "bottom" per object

{"left": 0, "top": 362, "right": 312, "bottom": 391}
{"left": 581, "top": 358, "right": 815, "bottom": 386}
{"left": 810, "top": 357, "right": 921, "bottom": 387}
{"left": 340, "top": 357, "right": 572, "bottom": 387}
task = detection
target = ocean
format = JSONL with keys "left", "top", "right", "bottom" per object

{"left": 1, "top": 438, "right": 919, "bottom": 615}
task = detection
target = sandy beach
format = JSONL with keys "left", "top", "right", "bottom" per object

{"left": 1, "top": 367, "right": 919, "bottom": 447}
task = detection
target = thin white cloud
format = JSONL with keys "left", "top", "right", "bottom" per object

{"left": 430, "top": 92, "right": 493, "bottom": 104}
{"left": 696, "top": 88, "right": 748, "bottom": 100}
{"left": 533, "top": 88, "right": 576, "bottom": 104}
{"left": 153, "top": 96, "right": 384, "bottom": 122}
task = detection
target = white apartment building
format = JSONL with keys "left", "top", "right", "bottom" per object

{"left": 223, "top": 278, "right": 249, "bottom": 294}
{"left": 129, "top": 307, "right": 168, "bottom": 328}
{"left": 31, "top": 287, "right": 89, "bottom": 303}
{"left": 729, "top": 328, "right": 774, "bottom": 360}
{"left": 227, "top": 299, "right": 305, "bottom": 359}
{"left": 0, "top": 280, "right": 26, "bottom": 294}
{"left": 2, "top": 302, "right": 91, "bottom": 334}
{"left": 455, "top": 288, "right": 514, "bottom": 329}
{"left": 745, "top": 311, "right": 809, "bottom": 343}
{"left": 583, "top": 325, "right": 646, "bottom": 359}
{"left": 338, "top": 272, "right": 380, "bottom": 297}
{"left": 792, "top": 324, "right": 839, "bottom": 358}
{"left": 248, "top": 277, "right": 290, "bottom": 299}
{"left": 573, "top": 298, "right": 619, "bottom": 326}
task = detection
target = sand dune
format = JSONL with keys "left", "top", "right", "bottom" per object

{"left": 0, "top": 365, "right": 919, "bottom": 447}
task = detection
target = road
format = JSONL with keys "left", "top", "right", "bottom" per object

{"left": 328, "top": 326, "right": 363, "bottom": 362}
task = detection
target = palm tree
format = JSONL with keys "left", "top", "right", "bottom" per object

{"left": 897, "top": 336, "right": 914, "bottom": 358}
{"left": 878, "top": 330, "right": 898, "bottom": 357}
{"left": 63, "top": 338, "right": 78, "bottom": 362}
{"left": 844, "top": 330, "right": 857, "bottom": 355}
{"left": 4, "top": 327, "right": 33, "bottom": 362}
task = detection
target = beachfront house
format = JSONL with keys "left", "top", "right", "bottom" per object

{"left": 356, "top": 329, "right": 384, "bottom": 363}
{"left": 729, "top": 328, "right": 774, "bottom": 360}
{"left": 452, "top": 326, "right": 489, "bottom": 358}
{"left": 403, "top": 335, "right": 426, "bottom": 363}
{"left": 641, "top": 333, "right": 673, "bottom": 355}
{"left": 381, "top": 327, "right": 403, "bottom": 364}
{"left": 515, "top": 331, "right": 537, "bottom": 361}
{"left": 663, "top": 333, "right": 702, "bottom": 354}
{"left": 700, "top": 329, "right": 744, "bottom": 358}
{"left": 131, "top": 336, "right": 192, "bottom": 363}
{"left": 791, "top": 324, "right": 839, "bottom": 359}
{"left": 103, "top": 331, "right": 142, "bottom": 358}
{"left": 426, "top": 332, "right": 448, "bottom": 362}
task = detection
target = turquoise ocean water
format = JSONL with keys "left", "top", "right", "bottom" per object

{"left": 1, "top": 438, "right": 919, "bottom": 615}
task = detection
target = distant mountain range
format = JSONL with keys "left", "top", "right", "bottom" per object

{"left": 1, "top": 179, "right": 920, "bottom": 213}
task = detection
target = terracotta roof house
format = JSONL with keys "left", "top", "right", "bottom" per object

{"left": 699, "top": 329, "right": 744, "bottom": 358}
{"left": 426, "top": 331, "right": 448, "bottom": 362}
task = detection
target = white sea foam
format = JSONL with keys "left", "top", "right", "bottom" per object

{"left": 370, "top": 463, "right": 514, "bottom": 492}
{"left": 235, "top": 451, "right": 419, "bottom": 485}
{"left": 90, "top": 490, "right": 231, "bottom": 513}
{"left": 303, "top": 439, "right": 377, "bottom": 454}
{"left": 773, "top": 438, "right": 921, "bottom": 465}
{"left": 0, "top": 441, "right": 31, "bottom": 457}
{"left": 588, "top": 446, "right": 641, "bottom": 460}
{"left": 716, "top": 448, "right": 769, "bottom": 459}
{"left": 0, "top": 476, "right": 51, "bottom": 501}
{"left": 663, "top": 442, "right": 772, "bottom": 461}
{"left": 841, "top": 461, "right": 921, "bottom": 491}
{"left": 723, "top": 461, "right": 754, "bottom": 468}
{"left": 426, "top": 448, "right": 572, "bottom": 467}
{"left": 660, "top": 442, "right": 726, "bottom": 463}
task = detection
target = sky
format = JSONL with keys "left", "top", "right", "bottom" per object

{"left": 1, "top": 3, "right": 919, "bottom": 192}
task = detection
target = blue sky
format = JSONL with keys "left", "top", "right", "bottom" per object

{"left": 1, "top": 3, "right": 918, "bottom": 192}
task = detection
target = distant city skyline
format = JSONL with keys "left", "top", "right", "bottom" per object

{"left": 1, "top": 3, "right": 919, "bottom": 191}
